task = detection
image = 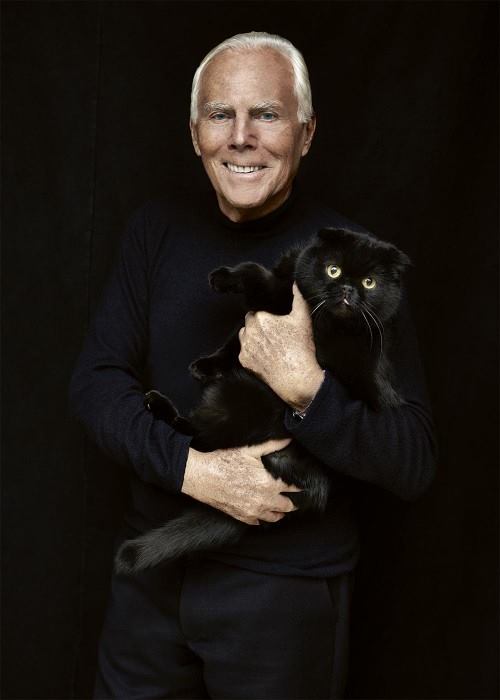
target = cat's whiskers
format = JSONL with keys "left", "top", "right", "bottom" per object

{"left": 310, "top": 299, "right": 327, "bottom": 316}
{"left": 363, "top": 299, "right": 385, "bottom": 322}
{"left": 360, "top": 301, "right": 384, "bottom": 358}
{"left": 359, "top": 308, "right": 374, "bottom": 352}
{"left": 363, "top": 304, "right": 385, "bottom": 344}
{"left": 360, "top": 299, "right": 384, "bottom": 333}
{"left": 305, "top": 292, "right": 326, "bottom": 300}
{"left": 315, "top": 302, "right": 328, "bottom": 325}
{"left": 305, "top": 293, "right": 327, "bottom": 306}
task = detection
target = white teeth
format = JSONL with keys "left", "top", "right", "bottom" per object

{"left": 225, "top": 163, "right": 265, "bottom": 173}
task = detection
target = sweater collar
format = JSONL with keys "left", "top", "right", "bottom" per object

{"left": 210, "top": 185, "right": 299, "bottom": 237}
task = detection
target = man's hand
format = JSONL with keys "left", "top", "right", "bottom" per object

{"left": 238, "top": 283, "right": 324, "bottom": 412}
{"left": 182, "top": 438, "right": 301, "bottom": 525}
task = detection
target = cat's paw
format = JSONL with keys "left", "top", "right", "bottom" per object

{"left": 144, "top": 389, "right": 179, "bottom": 423}
{"left": 189, "top": 356, "right": 223, "bottom": 382}
{"left": 280, "top": 490, "right": 307, "bottom": 510}
{"left": 209, "top": 267, "right": 243, "bottom": 293}
{"left": 144, "top": 389, "right": 166, "bottom": 410}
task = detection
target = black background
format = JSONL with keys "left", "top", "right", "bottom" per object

{"left": 2, "top": 2, "right": 498, "bottom": 698}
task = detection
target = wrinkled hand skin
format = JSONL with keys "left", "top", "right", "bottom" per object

{"left": 182, "top": 438, "right": 302, "bottom": 526}
{"left": 238, "top": 283, "right": 325, "bottom": 412}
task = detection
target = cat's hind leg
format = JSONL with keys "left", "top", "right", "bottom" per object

{"left": 189, "top": 333, "right": 241, "bottom": 383}
{"left": 261, "top": 442, "right": 331, "bottom": 515}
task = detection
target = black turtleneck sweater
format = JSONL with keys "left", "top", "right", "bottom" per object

{"left": 69, "top": 188, "right": 436, "bottom": 577}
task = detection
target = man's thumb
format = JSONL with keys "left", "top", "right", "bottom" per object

{"left": 291, "top": 282, "right": 310, "bottom": 317}
{"left": 246, "top": 437, "right": 292, "bottom": 458}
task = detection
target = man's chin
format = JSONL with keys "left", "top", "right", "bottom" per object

{"left": 217, "top": 186, "right": 289, "bottom": 221}
{"left": 223, "top": 187, "right": 270, "bottom": 207}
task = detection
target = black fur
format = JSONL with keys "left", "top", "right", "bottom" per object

{"left": 115, "top": 228, "right": 410, "bottom": 575}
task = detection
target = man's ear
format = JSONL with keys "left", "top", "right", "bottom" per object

{"left": 190, "top": 121, "right": 201, "bottom": 156}
{"left": 301, "top": 115, "right": 316, "bottom": 156}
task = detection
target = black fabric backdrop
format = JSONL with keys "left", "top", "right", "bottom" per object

{"left": 2, "top": 2, "right": 498, "bottom": 698}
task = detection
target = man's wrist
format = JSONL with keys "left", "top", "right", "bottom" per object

{"left": 182, "top": 447, "right": 204, "bottom": 498}
{"left": 289, "top": 368, "right": 326, "bottom": 416}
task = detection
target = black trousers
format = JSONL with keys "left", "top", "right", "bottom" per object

{"left": 94, "top": 555, "right": 352, "bottom": 699}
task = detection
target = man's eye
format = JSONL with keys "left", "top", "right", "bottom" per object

{"left": 210, "top": 113, "right": 229, "bottom": 121}
{"left": 258, "top": 112, "right": 277, "bottom": 121}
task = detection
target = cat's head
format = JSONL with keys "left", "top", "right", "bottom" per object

{"left": 295, "top": 227, "right": 411, "bottom": 326}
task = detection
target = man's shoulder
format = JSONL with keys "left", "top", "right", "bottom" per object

{"left": 133, "top": 191, "right": 197, "bottom": 224}
{"left": 132, "top": 186, "right": 217, "bottom": 230}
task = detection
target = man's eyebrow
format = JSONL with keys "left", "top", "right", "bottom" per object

{"left": 201, "top": 100, "right": 283, "bottom": 115}
{"left": 249, "top": 101, "right": 282, "bottom": 113}
{"left": 202, "top": 102, "right": 234, "bottom": 114}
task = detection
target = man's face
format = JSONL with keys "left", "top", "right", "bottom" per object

{"left": 191, "top": 48, "right": 316, "bottom": 222}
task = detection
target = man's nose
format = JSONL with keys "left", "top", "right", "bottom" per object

{"left": 228, "top": 115, "right": 256, "bottom": 150}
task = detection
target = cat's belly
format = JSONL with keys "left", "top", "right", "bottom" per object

{"left": 189, "top": 368, "right": 288, "bottom": 451}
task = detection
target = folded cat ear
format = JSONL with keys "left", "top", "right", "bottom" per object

{"left": 318, "top": 227, "right": 411, "bottom": 272}
{"left": 387, "top": 245, "right": 412, "bottom": 272}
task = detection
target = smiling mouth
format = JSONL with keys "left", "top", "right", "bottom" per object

{"left": 223, "top": 162, "right": 267, "bottom": 174}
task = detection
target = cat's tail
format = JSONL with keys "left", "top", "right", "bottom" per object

{"left": 114, "top": 508, "right": 245, "bottom": 576}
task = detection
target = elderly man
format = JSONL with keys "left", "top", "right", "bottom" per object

{"left": 70, "top": 31, "right": 435, "bottom": 699}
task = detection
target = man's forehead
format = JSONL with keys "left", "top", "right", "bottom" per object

{"left": 198, "top": 48, "right": 295, "bottom": 103}
{"left": 205, "top": 46, "right": 292, "bottom": 73}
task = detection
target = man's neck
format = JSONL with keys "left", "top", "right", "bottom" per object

{"left": 217, "top": 187, "right": 292, "bottom": 224}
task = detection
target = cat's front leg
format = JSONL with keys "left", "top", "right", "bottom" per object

{"left": 209, "top": 262, "right": 292, "bottom": 314}
{"left": 209, "top": 262, "right": 270, "bottom": 294}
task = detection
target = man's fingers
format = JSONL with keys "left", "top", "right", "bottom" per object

{"left": 259, "top": 511, "right": 287, "bottom": 523}
{"left": 275, "top": 494, "right": 299, "bottom": 512}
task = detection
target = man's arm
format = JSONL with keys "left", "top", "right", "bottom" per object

{"left": 238, "top": 283, "right": 437, "bottom": 501}
{"left": 69, "top": 205, "right": 300, "bottom": 521}
{"left": 68, "top": 206, "right": 191, "bottom": 493}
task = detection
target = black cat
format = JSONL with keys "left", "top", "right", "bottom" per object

{"left": 114, "top": 227, "right": 410, "bottom": 575}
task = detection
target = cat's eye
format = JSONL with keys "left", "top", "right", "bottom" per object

{"left": 326, "top": 265, "right": 342, "bottom": 279}
{"left": 362, "top": 277, "right": 377, "bottom": 289}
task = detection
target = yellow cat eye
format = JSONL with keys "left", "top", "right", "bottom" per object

{"left": 326, "top": 264, "right": 342, "bottom": 279}
{"left": 362, "top": 277, "right": 377, "bottom": 289}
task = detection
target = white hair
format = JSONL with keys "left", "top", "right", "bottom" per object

{"left": 190, "top": 31, "right": 314, "bottom": 124}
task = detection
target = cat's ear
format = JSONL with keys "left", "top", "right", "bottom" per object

{"left": 387, "top": 245, "right": 412, "bottom": 272}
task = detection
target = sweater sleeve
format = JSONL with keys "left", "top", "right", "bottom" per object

{"left": 68, "top": 205, "right": 191, "bottom": 493}
{"left": 283, "top": 293, "right": 437, "bottom": 501}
